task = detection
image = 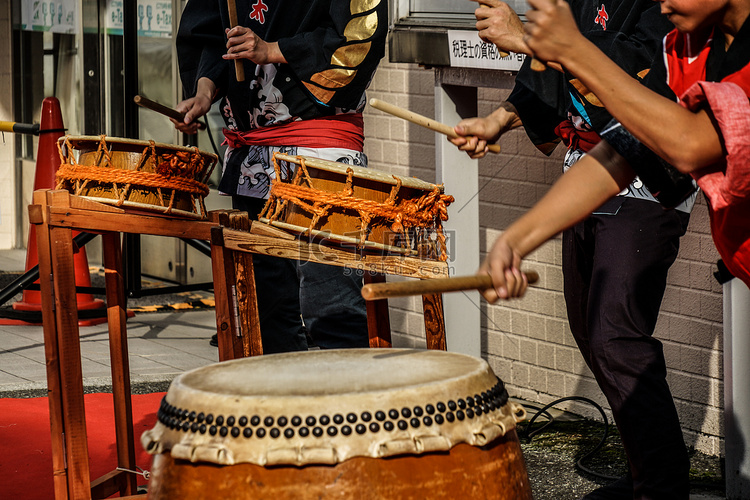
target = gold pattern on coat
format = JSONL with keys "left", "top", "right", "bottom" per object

{"left": 303, "top": 82, "right": 336, "bottom": 103}
{"left": 350, "top": 0, "right": 381, "bottom": 15}
{"left": 569, "top": 78, "right": 603, "bottom": 107}
{"left": 310, "top": 68, "right": 357, "bottom": 90}
{"left": 331, "top": 42, "right": 371, "bottom": 68}
{"left": 344, "top": 11, "right": 378, "bottom": 41}
{"left": 304, "top": 0, "right": 381, "bottom": 103}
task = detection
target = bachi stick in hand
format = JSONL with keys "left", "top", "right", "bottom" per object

{"left": 226, "top": 0, "right": 246, "bottom": 82}
{"left": 134, "top": 95, "right": 205, "bottom": 129}
{"left": 361, "top": 271, "right": 539, "bottom": 301}
{"left": 369, "top": 98, "right": 502, "bottom": 154}
{"left": 528, "top": 0, "right": 552, "bottom": 71}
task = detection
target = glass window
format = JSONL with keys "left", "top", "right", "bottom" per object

{"left": 409, "top": 0, "right": 529, "bottom": 16}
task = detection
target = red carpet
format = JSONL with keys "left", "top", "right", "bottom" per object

{"left": 0, "top": 392, "right": 165, "bottom": 499}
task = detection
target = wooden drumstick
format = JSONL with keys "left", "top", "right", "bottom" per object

{"left": 361, "top": 271, "right": 539, "bottom": 301}
{"left": 134, "top": 95, "right": 205, "bottom": 130}
{"left": 226, "top": 0, "right": 246, "bottom": 82}
{"left": 528, "top": 0, "right": 552, "bottom": 71}
{"left": 530, "top": 58, "right": 547, "bottom": 71}
{"left": 369, "top": 98, "right": 502, "bottom": 154}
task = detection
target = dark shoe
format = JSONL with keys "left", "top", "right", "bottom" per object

{"left": 580, "top": 476, "right": 633, "bottom": 500}
{"left": 209, "top": 334, "right": 218, "bottom": 347}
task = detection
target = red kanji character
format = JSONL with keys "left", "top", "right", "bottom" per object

{"left": 595, "top": 5, "right": 609, "bottom": 30}
{"left": 250, "top": 0, "right": 269, "bottom": 24}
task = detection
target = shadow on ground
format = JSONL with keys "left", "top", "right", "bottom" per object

{"left": 519, "top": 417, "right": 725, "bottom": 499}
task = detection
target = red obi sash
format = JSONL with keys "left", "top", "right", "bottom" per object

{"left": 223, "top": 113, "right": 364, "bottom": 151}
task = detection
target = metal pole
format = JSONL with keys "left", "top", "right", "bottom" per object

{"left": 122, "top": 0, "right": 142, "bottom": 296}
{"left": 724, "top": 276, "right": 750, "bottom": 499}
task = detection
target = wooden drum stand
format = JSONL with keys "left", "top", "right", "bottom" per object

{"left": 30, "top": 189, "right": 449, "bottom": 499}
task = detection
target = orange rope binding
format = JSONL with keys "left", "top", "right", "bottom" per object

{"left": 262, "top": 153, "right": 454, "bottom": 260}
{"left": 55, "top": 135, "right": 211, "bottom": 218}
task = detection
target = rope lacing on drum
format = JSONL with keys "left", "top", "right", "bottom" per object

{"left": 259, "top": 153, "right": 454, "bottom": 261}
{"left": 54, "top": 135, "right": 213, "bottom": 218}
{"left": 115, "top": 466, "right": 150, "bottom": 480}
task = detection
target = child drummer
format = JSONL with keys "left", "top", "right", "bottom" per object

{"left": 482, "top": 0, "right": 750, "bottom": 301}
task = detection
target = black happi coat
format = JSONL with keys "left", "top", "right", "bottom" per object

{"left": 603, "top": 15, "right": 750, "bottom": 208}
{"left": 176, "top": 0, "right": 388, "bottom": 131}
{"left": 507, "top": 0, "right": 674, "bottom": 146}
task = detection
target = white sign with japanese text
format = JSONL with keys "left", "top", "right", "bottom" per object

{"left": 447, "top": 30, "right": 525, "bottom": 71}
{"left": 21, "top": 0, "right": 77, "bottom": 33}
{"left": 105, "top": 0, "right": 173, "bottom": 38}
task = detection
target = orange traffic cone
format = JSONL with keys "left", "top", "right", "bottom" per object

{"left": 1, "top": 97, "right": 106, "bottom": 326}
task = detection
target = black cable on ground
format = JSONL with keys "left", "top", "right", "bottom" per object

{"left": 518, "top": 396, "right": 725, "bottom": 493}
{"left": 203, "top": 117, "right": 223, "bottom": 171}
{"left": 517, "top": 395, "right": 620, "bottom": 481}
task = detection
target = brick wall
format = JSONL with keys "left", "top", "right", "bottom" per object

{"left": 364, "top": 54, "right": 724, "bottom": 456}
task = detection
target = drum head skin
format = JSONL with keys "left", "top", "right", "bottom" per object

{"left": 277, "top": 153, "right": 440, "bottom": 191}
{"left": 142, "top": 349, "right": 525, "bottom": 467}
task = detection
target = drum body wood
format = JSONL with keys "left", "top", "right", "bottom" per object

{"left": 260, "top": 154, "right": 453, "bottom": 259}
{"left": 142, "top": 349, "right": 532, "bottom": 499}
{"left": 283, "top": 166, "right": 427, "bottom": 247}
{"left": 56, "top": 135, "right": 218, "bottom": 219}
{"left": 148, "top": 432, "right": 530, "bottom": 499}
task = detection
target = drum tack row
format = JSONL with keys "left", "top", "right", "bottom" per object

{"left": 142, "top": 350, "right": 534, "bottom": 499}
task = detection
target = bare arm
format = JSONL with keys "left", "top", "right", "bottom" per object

{"left": 480, "top": 140, "right": 635, "bottom": 301}
{"left": 523, "top": 0, "right": 723, "bottom": 173}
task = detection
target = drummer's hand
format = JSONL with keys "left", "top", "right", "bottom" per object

{"left": 525, "top": 0, "right": 582, "bottom": 65}
{"left": 172, "top": 95, "right": 210, "bottom": 135}
{"left": 450, "top": 103, "right": 520, "bottom": 159}
{"left": 450, "top": 116, "right": 496, "bottom": 159}
{"left": 172, "top": 77, "right": 214, "bottom": 134}
{"left": 470, "top": 0, "right": 530, "bottom": 55}
{"left": 478, "top": 236, "right": 528, "bottom": 302}
{"left": 224, "top": 26, "right": 287, "bottom": 65}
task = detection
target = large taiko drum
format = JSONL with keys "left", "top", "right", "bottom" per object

{"left": 55, "top": 135, "right": 218, "bottom": 219}
{"left": 142, "top": 349, "right": 532, "bottom": 499}
{"left": 259, "top": 153, "right": 455, "bottom": 261}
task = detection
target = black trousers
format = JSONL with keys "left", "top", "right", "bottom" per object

{"left": 563, "top": 197, "right": 691, "bottom": 500}
{"left": 232, "top": 196, "right": 368, "bottom": 353}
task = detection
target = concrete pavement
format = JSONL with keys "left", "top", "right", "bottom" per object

{"left": 0, "top": 249, "right": 726, "bottom": 499}
{"left": 0, "top": 308, "right": 220, "bottom": 398}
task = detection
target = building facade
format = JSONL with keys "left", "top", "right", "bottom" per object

{"left": 0, "top": 0, "right": 725, "bottom": 458}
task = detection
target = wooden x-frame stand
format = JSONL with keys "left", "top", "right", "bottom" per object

{"left": 210, "top": 209, "right": 450, "bottom": 358}
{"left": 30, "top": 189, "right": 449, "bottom": 499}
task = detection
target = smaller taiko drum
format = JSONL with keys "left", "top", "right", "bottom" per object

{"left": 55, "top": 135, "right": 218, "bottom": 219}
{"left": 142, "top": 349, "right": 532, "bottom": 499}
{"left": 259, "top": 153, "right": 454, "bottom": 260}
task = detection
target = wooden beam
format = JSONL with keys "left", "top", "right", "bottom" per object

{"left": 102, "top": 232, "right": 137, "bottom": 496}
{"left": 219, "top": 228, "right": 449, "bottom": 279}
{"left": 90, "top": 469, "right": 130, "bottom": 499}
{"left": 210, "top": 215, "right": 248, "bottom": 361}
{"left": 34, "top": 190, "right": 70, "bottom": 499}
{"left": 229, "top": 212, "right": 262, "bottom": 357}
{"left": 48, "top": 208, "right": 215, "bottom": 240}
{"left": 363, "top": 273, "right": 392, "bottom": 348}
{"left": 46, "top": 191, "right": 92, "bottom": 499}
{"left": 422, "top": 294, "right": 447, "bottom": 351}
